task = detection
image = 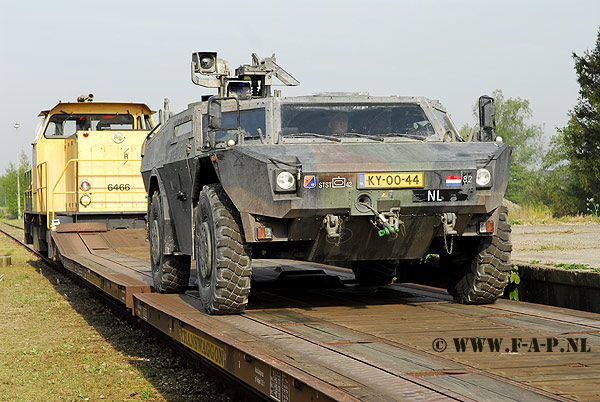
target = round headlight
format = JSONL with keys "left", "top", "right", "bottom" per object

{"left": 80, "top": 179, "right": 91, "bottom": 192}
{"left": 276, "top": 171, "right": 296, "bottom": 190}
{"left": 476, "top": 168, "right": 491, "bottom": 186}
{"left": 80, "top": 194, "right": 92, "bottom": 207}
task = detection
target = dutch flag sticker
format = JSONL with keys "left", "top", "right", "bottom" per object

{"left": 446, "top": 175, "right": 461, "bottom": 187}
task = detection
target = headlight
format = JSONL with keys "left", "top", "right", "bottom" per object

{"left": 80, "top": 179, "right": 91, "bottom": 192}
{"left": 80, "top": 194, "right": 91, "bottom": 207}
{"left": 276, "top": 171, "right": 296, "bottom": 191}
{"left": 476, "top": 168, "right": 491, "bottom": 187}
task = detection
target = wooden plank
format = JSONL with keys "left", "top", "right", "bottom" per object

{"left": 425, "top": 374, "right": 559, "bottom": 402}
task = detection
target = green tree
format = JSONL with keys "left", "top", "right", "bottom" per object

{"left": 551, "top": 27, "right": 600, "bottom": 209}
{"left": 0, "top": 151, "right": 31, "bottom": 218}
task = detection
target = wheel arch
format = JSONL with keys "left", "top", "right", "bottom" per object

{"left": 147, "top": 169, "right": 178, "bottom": 255}
{"left": 191, "top": 156, "right": 220, "bottom": 206}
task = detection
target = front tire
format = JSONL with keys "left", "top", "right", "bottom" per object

{"left": 196, "top": 184, "right": 252, "bottom": 314}
{"left": 444, "top": 206, "right": 512, "bottom": 304}
{"left": 149, "top": 191, "right": 190, "bottom": 293}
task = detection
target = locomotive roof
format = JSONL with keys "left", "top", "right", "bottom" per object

{"left": 39, "top": 102, "right": 156, "bottom": 117}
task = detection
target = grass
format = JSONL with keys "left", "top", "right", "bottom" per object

{"left": 523, "top": 244, "right": 565, "bottom": 251}
{"left": 507, "top": 203, "right": 600, "bottom": 225}
{"left": 538, "top": 244, "right": 564, "bottom": 251}
{"left": 0, "top": 233, "right": 230, "bottom": 402}
{"left": 554, "top": 263, "right": 597, "bottom": 270}
{"left": 0, "top": 218, "right": 24, "bottom": 228}
{"left": 522, "top": 229, "right": 575, "bottom": 235}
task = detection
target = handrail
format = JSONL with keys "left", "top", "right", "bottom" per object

{"left": 48, "top": 158, "right": 144, "bottom": 229}
{"left": 38, "top": 162, "right": 48, "bottom": 215}
{"left": 24, "top": 169, "right": 33, "bottom": 211}
{"left": 25, "top": 162, "right": 48, "bottom": 215}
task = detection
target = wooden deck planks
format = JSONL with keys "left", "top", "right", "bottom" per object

{"left": 55, "top": 227, "right": 600, "bottom": 400}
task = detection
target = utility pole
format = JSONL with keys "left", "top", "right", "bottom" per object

{"left": 14, "top": 123, "right": 21, "bottom": 220}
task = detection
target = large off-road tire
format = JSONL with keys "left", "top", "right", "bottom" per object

{"left": 351, "top": 260, "right": 398, "bottom": 286}
{"left": 444, "top": 206, "right": 512, "bottom": 304}
{"left": 149, "top": 191, "right": 190, "bottom": 293}
{"left": 196, "top": 184, "right": 252, "bottom": 314}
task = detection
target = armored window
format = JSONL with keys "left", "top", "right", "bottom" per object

{"left": 237, "top": 109, "right": 266, "bottom": 139}
{"left": 281, "top": 104, "right": 435, "bottom": 138}
{"left": 430, "top": 107, "right": 458, "bottom": 138}
{"left": 173, "top": 120, "right": 192, "bottom": 137}
{"left": 202, "top": 108, "right": 266, "bottom": 147}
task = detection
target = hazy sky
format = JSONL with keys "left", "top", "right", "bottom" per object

{"left": 1, "top": 0, "right": 598, "bottom": 172}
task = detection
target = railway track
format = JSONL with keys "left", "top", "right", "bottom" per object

{"left": 1, "top": 221, "right": 599, "bottom": 401}
{"left": 0, "top": 222, "right": 260, "bottom": 401}
{"left": 0, "top": 222, "right": 40, "bottom": 257}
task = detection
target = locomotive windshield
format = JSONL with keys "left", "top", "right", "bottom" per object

{"left": 281, "top": 104, "right": 437, "bottom": 138}
{"left": 43, "top": 114, "right": 137, "bottom": 138}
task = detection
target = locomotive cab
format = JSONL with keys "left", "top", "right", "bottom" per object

{"left": 24, "top": 96, "right": 156, "bottom": 255}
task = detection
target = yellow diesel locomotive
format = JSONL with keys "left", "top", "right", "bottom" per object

{"left": 24, "top": 95, "right": 156, "bottom": 255}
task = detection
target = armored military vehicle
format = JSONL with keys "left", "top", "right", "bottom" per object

{"left": 141, "top": 52, "right": 512, "bottom": 314}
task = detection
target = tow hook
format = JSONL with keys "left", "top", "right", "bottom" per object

{"left": 324, "top": 214, "right": 342, "bottom": 239}
{"left": 441, "top": 213, "right": 457, "bottom": 235}
{"left": 440, "top": 212, "right": 457, "bottom": 254}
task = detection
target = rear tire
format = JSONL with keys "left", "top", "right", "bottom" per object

{"left": 351, "top": 260, "right": 398, "bottom": 286}
{"left": 149, "top": 191, "right": 190, "bottom": 293}
{"left": 444, "top": 206, "right": 512, "bottom": 304}
{"left": 196, "top": 184, "right": 252, "bottom": 314}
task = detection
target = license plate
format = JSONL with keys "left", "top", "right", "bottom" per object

{"left": 358, "top": 172, "right": 423, "bottom": 189}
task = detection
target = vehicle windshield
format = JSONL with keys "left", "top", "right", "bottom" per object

{"left": 281, "top": 104, "right": 436, "bottom": 138}
{"left": 44, "top": 114, "right": 134, "bottom": 138}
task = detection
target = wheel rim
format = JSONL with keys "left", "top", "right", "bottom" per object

{"left": 150, "top": 219, "right": 160, "bottom": 264}
{"left": 198, "top": 221, "right": 212, "bottom": 281}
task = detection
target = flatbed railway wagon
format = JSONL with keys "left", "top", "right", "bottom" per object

{"left": 24, "top": 95, "right": 156, "bottom": 257}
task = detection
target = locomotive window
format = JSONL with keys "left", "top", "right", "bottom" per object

{"left": 43, "top": 114, "right": 135, "bottom": 138}
{"left": 95, "top": 115, "right": 133, "bottom": 130}
{"left": 144, "top": 115, "right": 154, "bottom": 130}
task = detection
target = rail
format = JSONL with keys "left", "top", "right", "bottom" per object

{"left": 48, "top": 158, "right": 146, "bottom": 229}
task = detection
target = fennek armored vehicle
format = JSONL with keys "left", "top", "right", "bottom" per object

{"left": 141, "top": 52, "right": 512, "bottom": 314}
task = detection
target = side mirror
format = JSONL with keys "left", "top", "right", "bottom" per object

{"left": 208, "top": 99, "right": 222, "bottom": 129}
{"left": 478, "top": 95, "right": 496, "bottom": 141}
{"left": 479, "top": 95, "right": 496, "bottom": 130}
